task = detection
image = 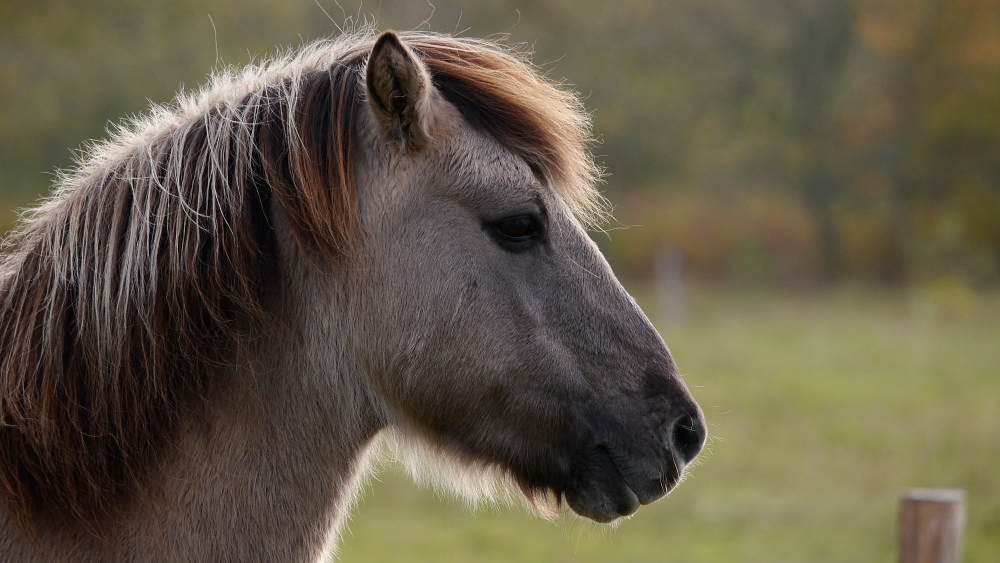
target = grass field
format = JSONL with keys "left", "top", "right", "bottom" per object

{"left": 336, "top": 285, "right": 1000, "bottom": 562}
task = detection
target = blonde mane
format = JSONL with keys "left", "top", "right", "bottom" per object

{"left": 0, "top": 30, "right": 602, "bottom": 536}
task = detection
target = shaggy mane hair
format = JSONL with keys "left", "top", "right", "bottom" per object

{"left": 0, "top": 30, "right": 602, "bottom": 535}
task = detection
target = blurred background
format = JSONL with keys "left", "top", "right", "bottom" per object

{"left": 1, "top": 0, "right": 998, "bottom": 561}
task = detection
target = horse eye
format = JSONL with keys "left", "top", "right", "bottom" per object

{"left": 492, "top": 215, "right": 538, "bottom": 242}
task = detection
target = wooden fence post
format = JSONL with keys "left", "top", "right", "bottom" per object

{"left": 898, "top": 489, "right": 965, "bottom": 563}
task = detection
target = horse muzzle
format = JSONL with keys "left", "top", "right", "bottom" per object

{"left": 564, "top": 408, "right": 706, "bottom": 523}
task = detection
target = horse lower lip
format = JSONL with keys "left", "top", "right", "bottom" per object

{"left": 630, "top": 475, "right": 670, "bottom": 505}
{"left": 564, "top": 447, "right": 646, "bottom": 522}
{"left": 611, "top": 454, "right": 679, "bottom": 506}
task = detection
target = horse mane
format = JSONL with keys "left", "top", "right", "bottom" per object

{"left": 0, "top": 30, "right": 602, "bottom": 535}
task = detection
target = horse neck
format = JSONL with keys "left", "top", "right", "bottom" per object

{"left": 120, "top": 223, "right": 385, "bottom": 562}
{"left": 126, "top": 348, "right": 379, "bottom": 561}
{"left": 0, "top": 218, "right": 385, "bottom": 563}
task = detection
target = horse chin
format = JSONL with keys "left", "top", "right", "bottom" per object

{"left": 385, "top": 423, "right": 686, "bottom": 524}
{"left": 563, "top": 446, "right": 681, "bottom": 523}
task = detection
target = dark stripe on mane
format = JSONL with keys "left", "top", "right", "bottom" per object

{"left": 260, "top": 60, "right": 364, "bottom": 262}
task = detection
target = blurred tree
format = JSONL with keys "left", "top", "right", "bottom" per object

{"left": 783, "top": 0, "right": 857, "bottom": 280}
{"left": 855, "top": 0, "right": 1000, "bottom": 281}
{"left": 684, "top": 0, "right": 857, "bottom": 280}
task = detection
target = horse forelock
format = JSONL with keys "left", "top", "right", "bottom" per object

{"left": 405, "top": 35, "right": 606, "bottom": 226}
{"left": 0, "top": 29, "right": 602, "bottom": 537}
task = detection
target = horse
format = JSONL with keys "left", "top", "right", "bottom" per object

{"left": 0, "top": 30, "right": 706, "bottom": 562}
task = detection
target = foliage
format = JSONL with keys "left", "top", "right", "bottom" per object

{"left": 1, "top": 0, "right": 999, "bottom": 285}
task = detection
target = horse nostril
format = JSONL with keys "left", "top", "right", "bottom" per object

{"left": 669, "top": 413, "right": 706, "bottom": 465}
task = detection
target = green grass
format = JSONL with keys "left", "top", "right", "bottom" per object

{"left": 336, "top": 286, "right": 1000, "bottom": 562}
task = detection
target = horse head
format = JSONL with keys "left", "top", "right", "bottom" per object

{"left": 348, "top": 31, "right": 706, "bottom": 522}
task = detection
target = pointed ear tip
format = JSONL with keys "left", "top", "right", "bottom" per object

{"left": 373, "top": 29, "right": 404, "bottom": 50}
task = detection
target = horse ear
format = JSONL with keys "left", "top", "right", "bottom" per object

{"left": 366, "top": 30, "right": 433, "bottom": 153}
